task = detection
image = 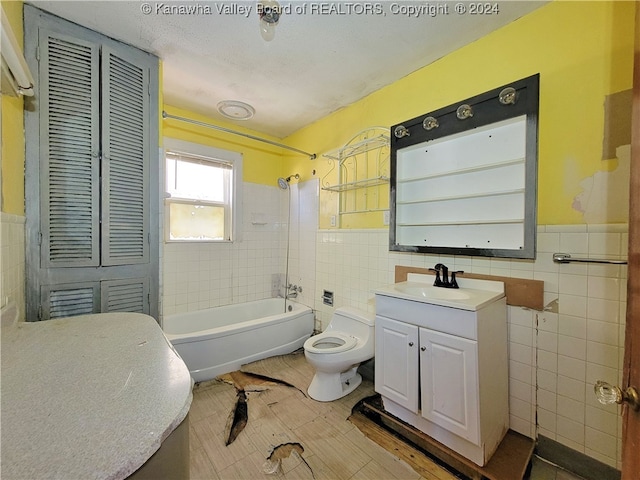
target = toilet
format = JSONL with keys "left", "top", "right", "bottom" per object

{"left": 303, "top": 306, "right": 375, "bottom": 402}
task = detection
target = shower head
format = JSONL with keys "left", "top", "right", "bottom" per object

{"left": 277, "top": 174, "right": 300, "bottom": 189}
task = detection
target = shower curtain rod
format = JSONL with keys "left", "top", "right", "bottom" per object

{"left": 162, "top": 111, "right": 317, "bottom": 160}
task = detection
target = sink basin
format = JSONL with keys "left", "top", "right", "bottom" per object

{"left": 393, "top": 284, "right": 471, "bottom": 300}
{"left": 375, "top": 277, "right": 505, "bottom": 311}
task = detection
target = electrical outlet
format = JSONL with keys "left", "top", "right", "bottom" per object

{"left": 330, "top": 215, "right": 337, "bottom": 227}
{"left": 383, "top": 210, "right": 390, "bottom": 225}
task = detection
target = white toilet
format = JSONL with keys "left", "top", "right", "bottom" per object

{"left": 303, "top": 306, "right": 375, "bottom": 402}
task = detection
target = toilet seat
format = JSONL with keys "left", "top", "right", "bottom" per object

{"left": 304, "top": 332, "right": 357, "bottom": 354}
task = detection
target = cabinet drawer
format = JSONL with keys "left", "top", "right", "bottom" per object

{"left": 376, "top": 294, "right": 477, "bottom": 340}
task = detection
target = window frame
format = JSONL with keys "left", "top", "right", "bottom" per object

{"left": 163, "top": 138, "right": 243, "bottom": 243}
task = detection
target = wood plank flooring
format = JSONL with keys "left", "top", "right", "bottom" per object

{"left": 189, "top": 377, "right": 461, "bottom": 480}
{"left": 188, "top": 355, "right": 585, "bottom": 480}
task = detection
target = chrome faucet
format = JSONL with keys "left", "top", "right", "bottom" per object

{"left": 287, "top": 284, "right": 302, "bottom": 299}
{"left": 429, "top": 263, "right": 464, "bottom": 289}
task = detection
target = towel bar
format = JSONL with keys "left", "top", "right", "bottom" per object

{"left": 552, "top": 253, "right": 627, "bottom": 265}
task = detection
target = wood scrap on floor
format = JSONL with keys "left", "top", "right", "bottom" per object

{"left": 224, "top": 389, "right": 248, "bottom": 446}
{"left": 351, "top": 394, "right": 535, "bottom": 480}
{"left": 264, "top": 442, "right": 315, "bottom": 478}
{"left": 240, "top": 350, "right": 314, "bottom": 396}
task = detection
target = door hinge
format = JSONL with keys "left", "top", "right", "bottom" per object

{"left": 37, "top": 305, "right": 42, "bottom": 321}
{"left": 35, "top": 46, "right": 40, "bottom": 62}
{"left": 38, "top": 232, "right": 42, "bottom": 246}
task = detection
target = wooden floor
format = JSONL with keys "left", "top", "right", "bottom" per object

{"left": 188, "top": 375, "right": 462, "bottom": 480}
{"left": 187, "top": 352, "right": 584, "bottom": 480}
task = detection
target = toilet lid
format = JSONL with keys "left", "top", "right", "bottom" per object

{"left": 304, "top": 332, "right": 357, "bottom": 354}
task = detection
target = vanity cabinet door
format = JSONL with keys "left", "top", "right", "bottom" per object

{"left": 375, "top": 316, "right": 419, "bottom": 413}
{"left": 420, "top": 328, "right": 480, "bottom": 445}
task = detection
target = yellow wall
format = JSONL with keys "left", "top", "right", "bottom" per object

{"left": 4, "top": 1, "right": 635, "bottom": 224}
{"left": 162, "top": 105, "right": 284, "bottom": 184}
{"left": 285, "top": 1, "right": 636, "bottom": 228}
{"left": 1, "top": 1, "right": 25, "bottom": 216}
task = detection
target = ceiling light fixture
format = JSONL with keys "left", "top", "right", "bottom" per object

{"left": 258, "top": 0, "right": 280, "bottom": 41}
{"left": 217, "top": 100, "right": 255, "bottom": 120}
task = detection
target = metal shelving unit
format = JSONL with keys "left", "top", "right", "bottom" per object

{"left": 321, "top": 128, "right": 390, "bottom": 222}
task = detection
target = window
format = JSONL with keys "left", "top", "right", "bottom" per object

{"left": 164, "top": 139, "right": 242, "bottom": 242}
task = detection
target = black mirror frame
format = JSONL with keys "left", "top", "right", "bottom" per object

{"left": 389, "top": 74, "right": 540, "bottom": 259}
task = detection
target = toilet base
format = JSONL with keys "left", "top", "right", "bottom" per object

{"left": 307, "top": 366, "right": 362, "bottom": 402}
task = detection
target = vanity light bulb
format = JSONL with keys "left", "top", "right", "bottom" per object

{"left": 423, "top": 116, "right": 439, "bottom": 131}
{"left": 456, "top": 104, "right": 473, "bottom": 120}
{"left": 499, "top": 87, "right": 517, "bottom": 105}
{"left": 394, "top": 125, "right": 410, "bottom": 138}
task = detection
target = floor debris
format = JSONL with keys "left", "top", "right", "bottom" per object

{"left": 263, "top": 442, "right": 314, "bottom": 478}
{"left": 224, "top": 389, "right": 248, "bottom": 446}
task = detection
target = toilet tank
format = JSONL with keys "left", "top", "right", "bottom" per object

{"left": 328, "top": 306, "right": 375, "bottom": 339}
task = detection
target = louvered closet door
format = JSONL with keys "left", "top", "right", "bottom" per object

{"left": 25, "top": 6, "right": 159, "bottom": 321}
{"left": 40, "top": 31, "right": 100, "bottom": 268}
{"left": 101, "top": 47, "right": 149, "bottom": 266}
{"left": 101, "top": 278, "right": 150, "bottom": 314}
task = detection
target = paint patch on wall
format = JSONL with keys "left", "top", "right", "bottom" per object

{"left": 602, "top": 89, "right": 632, "bottom": 160}
{"left": 572, "top": 145, "right": 630, "bottom": 223}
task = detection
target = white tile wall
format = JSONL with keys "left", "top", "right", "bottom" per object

{"left": 158, "top": 176, "right": 626, "bottom": 471}
{"left": 0, "top": 212, "right": 25, "bottom": 321}
{"left": 313, "top": 223, "right": 627, "bottom": 470}
{"left": 160, "top": 180, "right": 318, "bottom": 320}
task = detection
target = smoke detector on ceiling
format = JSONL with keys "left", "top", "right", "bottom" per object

{"left": 216, "top": 100, "right": 255, "bottom": 120}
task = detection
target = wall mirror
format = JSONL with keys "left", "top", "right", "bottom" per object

{"left": 390, "top": 74, "right": 539, "bottom": 259}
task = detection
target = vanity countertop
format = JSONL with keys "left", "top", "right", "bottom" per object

{"left": 375, "top": 274, "right": 505, "bottom": 311}
{"left": 0, "top": 312, "right": 193, "bottom": 480}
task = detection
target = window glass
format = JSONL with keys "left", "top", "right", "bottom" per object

{"left": 164, "top": 146, "right": 238, "bottom": 242}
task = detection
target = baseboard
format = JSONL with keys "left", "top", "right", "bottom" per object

{"left": 536, "top": 436, "right": 620, "bottom": 480}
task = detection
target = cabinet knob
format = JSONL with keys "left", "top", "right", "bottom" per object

{"left": 408, "top": 342, "right": 414, "bottom": 347}
{"left": 421, "top": 346, "right": 426, "bottom": 351}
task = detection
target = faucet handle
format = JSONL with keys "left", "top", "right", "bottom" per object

{"left": 450, "top": 271, "right": 464, "bottom": 289}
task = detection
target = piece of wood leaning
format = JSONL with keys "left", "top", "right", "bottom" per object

{"left": 357, "top": 397, "right": 535, "bottom": 480}
{"left": 395, "top": 265, "right": 544, "bottom": 311}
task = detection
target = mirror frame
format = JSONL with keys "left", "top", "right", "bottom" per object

{"left": 389, "top": 74, "right": 539, "bottom": 259}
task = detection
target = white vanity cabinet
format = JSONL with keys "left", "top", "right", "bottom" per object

{"left": 374, "top": 279, "right": 508, "bottom": 466}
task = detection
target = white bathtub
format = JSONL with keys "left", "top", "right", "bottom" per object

{"left": 163, "top": 298, "right": 314, "bottom": 382}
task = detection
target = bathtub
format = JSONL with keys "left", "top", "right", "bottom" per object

{"left": 163, "top": 298, "right": 314, "bottom": 382}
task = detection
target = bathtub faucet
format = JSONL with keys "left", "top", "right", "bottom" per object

{"left": 287, "top": 284, "right": 302, "bottom": 299}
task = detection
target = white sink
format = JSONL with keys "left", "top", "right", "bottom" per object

{"left": 393, "top": 283, "right": 471, "bottom": 300}
{"left": 375, "top": 276, "right": 505, "bottom": 311}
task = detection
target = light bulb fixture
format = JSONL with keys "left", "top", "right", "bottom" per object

{"left": 217, "top": 100, "right": 255, "bottom": 120}
{"left": 456, "top": 104, "right": 473, "bottom": 120}
{"left": 499, "top": 86, "right": 517, "bottom": 105}
{"left": 258, "top": 0, "right": 280, "bottom": 41}
{"left": 394, "top": 125, "right": 410, "bottom": 138}
{"left": 422, "top": 116, "right": 439, "bottom": 131}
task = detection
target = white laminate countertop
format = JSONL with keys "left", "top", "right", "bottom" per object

{"left": 1, "top": 312, "right": 193, "bottom": 480}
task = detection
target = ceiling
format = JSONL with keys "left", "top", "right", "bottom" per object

{"left": 31, "top": 1, "right": 545, "bottom": 138}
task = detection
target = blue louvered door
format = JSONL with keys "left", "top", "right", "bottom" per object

{"left": 24, "top": 6, "right": 159, "bottom": 321}
{"left": 101, "top": 47, "right": 149, "bottom": 266}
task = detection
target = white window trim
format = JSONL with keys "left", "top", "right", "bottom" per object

{"left": 162, "top": 137, "right": 243, "bottom": 242}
